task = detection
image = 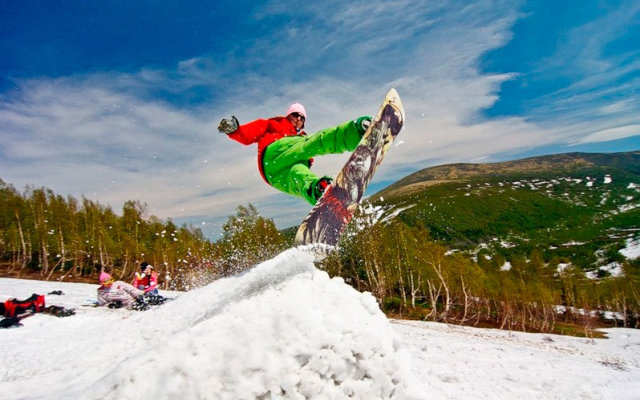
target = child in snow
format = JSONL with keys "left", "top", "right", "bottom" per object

{"left": 132, "top": 262, "right": 159, "bottom": 295}
{"left": 218, "top": 104, "right": 371, "bottom": 204}
{"left": 97, "top": 272, "right": 145, "bottom": 310}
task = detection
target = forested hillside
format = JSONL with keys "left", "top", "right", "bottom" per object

{"left": 371, "top": 151, "right": 640, "bottom": 271}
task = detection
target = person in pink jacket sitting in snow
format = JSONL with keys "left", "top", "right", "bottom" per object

{"left": 97, "top": 272, "right": 145, "bottom": 310}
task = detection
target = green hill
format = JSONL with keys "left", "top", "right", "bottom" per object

{"left": 365, "top": 151, "right": 640, "bottom": 273}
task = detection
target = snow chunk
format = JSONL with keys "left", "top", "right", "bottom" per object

{"left": 586, "top": 263, "right": 624, "bottom": 279}
{"left": 500, "top": 240, "right": 515, "bottom": 248}
{"left": 562, "top": 241, "right": 586, "bottom": 247}
{"left": 557, "top": 263, "right": 571, "bottom": 274}
{"left": 619, "top": 203, "right": 640, "bottom": 212}
{"left": 620, "top": 237, "right": 640, "bottom": 260}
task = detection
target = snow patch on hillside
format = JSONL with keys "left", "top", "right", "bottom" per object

{"left": 620, "top": 237, "right": 640, "bottom": 260}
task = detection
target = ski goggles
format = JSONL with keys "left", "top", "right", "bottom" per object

{"left": 101, "top": 277, "right": 114, "bottom": 285}
{"left": 290, "top": 112, "right": 305, "bottom": 122}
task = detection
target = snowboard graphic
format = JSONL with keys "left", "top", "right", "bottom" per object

{"left": 295, "top": 88, "right": 404, "bottom": 246}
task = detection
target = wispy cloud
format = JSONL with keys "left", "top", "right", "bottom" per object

{"left": 515, "top": 1, "right": 640, "bottom": 140}
{"left": 570, "top": 124, "right": 640, "bottom": 145}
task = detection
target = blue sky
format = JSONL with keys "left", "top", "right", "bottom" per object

{"left": 1, "top": 0, "right": 639, "bottom": 239}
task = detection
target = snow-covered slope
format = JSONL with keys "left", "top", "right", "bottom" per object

{"left": 1, "top": 247, "right": 639, "bottom": 399}
{"left": 0, "top": 248, "right": 422, "bottom": 399}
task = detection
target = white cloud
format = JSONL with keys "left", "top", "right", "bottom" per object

{"left": 599, "top": 100, "right": 636, "bottom": 115}
{"left": 570, "top": 124, "right": 640, "bottom": 145}
{"left": 0, "top": 75, "right": 272, "bottom": 221}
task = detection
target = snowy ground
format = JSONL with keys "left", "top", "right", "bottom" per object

{"left": 1, "top": 247, "right": 639, "bottom": 400}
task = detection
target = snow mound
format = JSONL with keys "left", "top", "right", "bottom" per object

{"left": 10, "top": 247, "right": 422, "bottom": 400}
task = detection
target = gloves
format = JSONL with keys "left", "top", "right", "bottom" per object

{"left": 355, "top": 116, "right": 372, "bottom": 134}
{"left": 218, "top": 116, "right": 239, "bottom": 134}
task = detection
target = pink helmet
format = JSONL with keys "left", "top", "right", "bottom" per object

{"left": 285, "top": 103, "right": 307, "bottom": 119}
{"left": 99, "top": 272, "right": 113, "bottom": 284}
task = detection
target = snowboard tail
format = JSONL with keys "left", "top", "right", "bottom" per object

{"left": 295, "top": 89, "right": 404, "bottom": 246}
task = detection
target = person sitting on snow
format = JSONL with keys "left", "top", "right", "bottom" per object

{"left": 218, "top": 104, "right": 371, "bottom": 205}
{"left": 98, "top": 272, "right": 166, "bottom": 311}
{"left": 131, "top": 262, "right": 159, "bottom": 295}
{"left": 97, "top": 272, "right": 146, "bottom": 310}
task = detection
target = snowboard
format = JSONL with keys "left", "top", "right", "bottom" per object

{"left": 295, "top": 88, "right": 404, "bottom": 247}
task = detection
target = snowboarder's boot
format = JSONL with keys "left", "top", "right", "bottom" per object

{"left": 308, "top": 177, "right": 333, "bottom": 202}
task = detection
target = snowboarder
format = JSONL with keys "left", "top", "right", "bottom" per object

{"left": 218, "top": 104, "right": 371, "bottom": 204}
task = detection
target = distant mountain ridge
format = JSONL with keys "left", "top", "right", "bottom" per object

{"left": 376, "top": 151, "right": 640, "bottom": 199}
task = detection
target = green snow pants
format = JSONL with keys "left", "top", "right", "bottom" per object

{"left": 263, "top": 120, "right": 363, "bottom": 205}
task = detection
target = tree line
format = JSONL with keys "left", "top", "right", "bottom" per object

{"left": 321, "top": 212, "right": 640, "bottom": 334}
{"left": 0, "top": 179, "right": 286, "bottom": 289}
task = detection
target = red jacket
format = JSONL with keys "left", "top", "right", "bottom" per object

{"left": 132, "top": 271, "right": 158, "bottom": 293}
{"left": 2, "top": 294, "right": 45, "bottom": 317}
{"left": 226, "top": 117, "right": 307, "bottom": 182}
